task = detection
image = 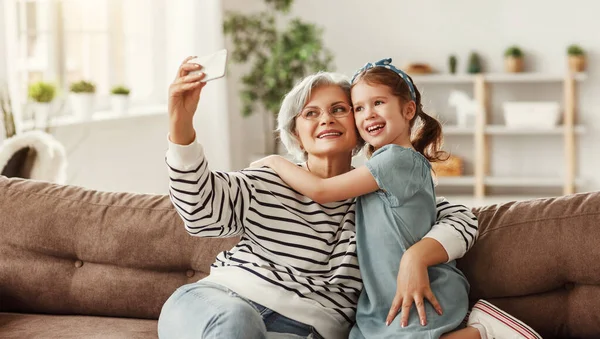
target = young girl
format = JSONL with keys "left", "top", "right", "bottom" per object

{"left": 251, "top": 58, "right": 542, "bottom": 339}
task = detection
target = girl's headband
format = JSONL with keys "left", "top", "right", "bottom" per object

{"left": 350, "top": 58, "right": 416, "bottom": 101}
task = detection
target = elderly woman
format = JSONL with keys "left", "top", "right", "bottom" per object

{"left": 157, "top": 57, "right": 478, "bottom": 339}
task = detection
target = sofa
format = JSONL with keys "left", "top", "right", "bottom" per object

{"left": 0, "top": 176, "right": 598, "bottom": 338}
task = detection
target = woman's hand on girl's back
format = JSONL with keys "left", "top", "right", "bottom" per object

{"left": 168, "top": 56, "right": 207, "bottom": 145}
{"left": 386, "top": 251, "right": 443, "bottom": 328}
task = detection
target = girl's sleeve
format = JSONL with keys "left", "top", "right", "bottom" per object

{"left": 364, "top": 145, "right": 427, "bottom": 205}
{"left": 165, "top": 137, "right": 253, "bottom": 238}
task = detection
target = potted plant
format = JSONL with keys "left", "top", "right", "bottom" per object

{"left": 504, "top": 45, "right": 524, "bottom": 73}
{"left": 28, "top": 81, "right": 57, "bottom": 127}
{"left": 69, "top": 80, "right": 95, "bottom": 120}
{"left": 110, "top": 85, "right": 130, "bottom": 115}
{"left": 467, "top": 52, "right": 482, "bottom": 74}
{"left": 567, "top": 44, "right": 586, "bottom": 72}
{"left": 448, "top": 55, "right": 458, "bottom": 74}
{"left": 223, "top": 0, "right": 333, "bottom": 156}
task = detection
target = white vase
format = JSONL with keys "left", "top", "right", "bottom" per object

{"left": 110, "top": 94, "right": 129, "bottom": 115}
{"left": 33, "top": 102, "right": 52, "bottom": 128}
{"left": 70, "top": 93, "right": 94, "bottom": 121}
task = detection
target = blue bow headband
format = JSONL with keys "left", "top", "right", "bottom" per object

{"left": 350, "top": 58, "right": 416, "bottom": 101}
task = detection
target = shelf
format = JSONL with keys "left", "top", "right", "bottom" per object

{"left": 21, "top": 104, "right": 167, "bottom": 130}
{"left": 443, "top": 126, "right": 475, "bottom": 135}
{"left": 436, "top": 176, "right": 583, "bottom": 188}
{"left": 411, "top": 74, "right": 475, "bottom": 84}
{"left": 485, "top": 177, "right": 584, "bottom": 187}
{"left": 411, "top": 72, "right": 586, "bottom": 84}
{"left": 484, "top": 72, "right": 587, "bottom": 83}
{"left": 486, "top": 125, "right": 586, "bottom": 135}
{"left": 436, "top": 176, "right": 476, "bottom": 186}
{"left": 443, "top": 125, "right": 586, "bottom": 136}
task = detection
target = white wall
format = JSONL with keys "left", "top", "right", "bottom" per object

{"left": 222, "top": 0, "right": 269, "bottom": 170}
{"left": 225, "top": 0, "right": 600, "bottom": 193}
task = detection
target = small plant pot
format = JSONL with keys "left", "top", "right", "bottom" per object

{"left": 33, "top": 102, "right": 52, "bottom": 127}
{"left": 111, "top": 94, "right": 129, "bottom": 115}
{"left": 568, "top": 55, "right": 586, "bottom": 72}
{"left": 70, "top": 93, "right": 94, "bottom": 121}
{"left": 505, "top": 56, "right": 524, "bottom": 73}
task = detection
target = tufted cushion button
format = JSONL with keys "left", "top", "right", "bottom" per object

{"left": 74, "top": 260, "right": 84, "bottom": 268}
{"left": 564, "top": 282, "right": 575, "bottom": 290}
{"left": 186, "top": 269, "right": 195, "bottom": 278}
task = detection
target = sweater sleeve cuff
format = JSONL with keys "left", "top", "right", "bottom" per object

{"left": 166, "top": 134, "right": 204, "bottom": 170}
{"left": 423, "top": 224, "right": 466, "bottom": 263}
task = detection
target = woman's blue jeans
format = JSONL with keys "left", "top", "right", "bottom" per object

{"left": 157, "top": 281, "right": 323, "bottom": 339}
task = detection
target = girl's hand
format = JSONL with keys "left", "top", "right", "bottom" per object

{"left": 250, "top": 155, "right": 285, "bottom": 170}
{"left": 386, "top": 252, "right": 443, "bottom": 328}
{"left": 168, "top": 56, "right": 207, "bottom": 145}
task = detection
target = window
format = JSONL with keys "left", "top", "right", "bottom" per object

{"left": 4, "top": 0, "right": 166, "bottom": 122}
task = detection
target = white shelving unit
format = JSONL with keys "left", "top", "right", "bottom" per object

{"left": 413, "top": 72, "right": 586, "bottom": 200}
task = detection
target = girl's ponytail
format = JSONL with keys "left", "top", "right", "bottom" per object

{"left": 410, "top": 82, "right": 448, "bottom": 162}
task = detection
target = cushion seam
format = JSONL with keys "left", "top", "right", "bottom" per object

{"left": 1, "top": 186, "right": 175, "bottom": 212}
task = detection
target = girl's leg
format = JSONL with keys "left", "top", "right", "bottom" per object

{"left": 441, "top": 327, "right": 480, "bottom": 339}
{"left": 157, "top": 282, "right": 267, "bottom": 339}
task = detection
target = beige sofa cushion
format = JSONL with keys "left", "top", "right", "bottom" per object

{"left": 0, "top": 176, "right": 238, "bottom": 319}
{"left": 458, "top": 192, "right": 600, "bottom": 339}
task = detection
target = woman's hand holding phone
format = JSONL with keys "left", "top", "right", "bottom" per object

{"left": 168, "top": 56, "right": 207, "bottom": 145}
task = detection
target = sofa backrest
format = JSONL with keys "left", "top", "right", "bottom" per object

{"left": 0, "top": 176, "right": 238, "bottom": 320}
{"left": 458, "top": 191, "right": 600, "bottom": 339}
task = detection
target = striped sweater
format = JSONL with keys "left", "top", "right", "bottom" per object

{"left": 166, "top": 139, "right": 478, "bottom": 339}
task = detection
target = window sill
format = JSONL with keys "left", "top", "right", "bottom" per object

{"left": 21, "top": 104, "right": 168, "bottom": 131}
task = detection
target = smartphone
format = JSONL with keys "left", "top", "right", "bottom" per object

{"left": 189, "top": 49, "right": 228, "bottom": 82}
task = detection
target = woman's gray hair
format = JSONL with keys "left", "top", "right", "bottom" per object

{"left": 277, "top": 71, "right": 364, "bottom": 161}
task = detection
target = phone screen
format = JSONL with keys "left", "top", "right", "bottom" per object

{"left": 189, "top": 49, "right": 228, "bottom": 82}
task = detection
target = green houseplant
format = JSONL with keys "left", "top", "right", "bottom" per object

{"left": 110, "top": 85, "right": 131, "bottom": 115}
{"left": 223, "top": 0, "right": 333, "bottom": 155}
{"left": 28, "top": 81, "right": 57, "bottom": 127}
{"left": 28, "top": 82, "right": 56, "bottom": 103}
{"left": 467, "top": 52, "right": 482, "bottom": 74}
{"left": 69, "top": 80, "right": 96, "bottom": 120}
{"left": 504, "top": 45, "right": 524, "bottom": 73}
{"left": 448, "top": 55, "right": 457, "bottom": 74}
{"left": 70, "top": 80, "right": 96, "bottom": 94}
{"left": 567, "top": 44, "right": 586, "bottom": 72}
{"left": 111, "top": 85, "right": 130, "bottom": 96}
